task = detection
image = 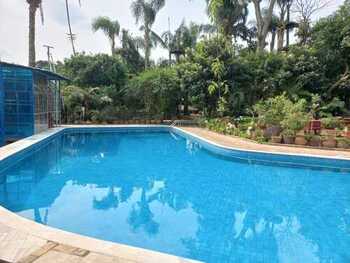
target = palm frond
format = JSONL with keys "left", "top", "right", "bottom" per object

{"left": 131, "top": 0, "right": 145, "bottom": 24}
{"left": 150, "top": 30, "right": 166, "bottom": 48}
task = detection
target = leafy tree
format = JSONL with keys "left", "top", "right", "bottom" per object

{"left": 131, "top": 0, "right": 165, "bottom": 68}
{"left": 61, "top": 53, "right": 127, "bottom": 88}
{"left": 116, "top": 29, "right": 145, "bottom": 73}
{"left": 92, "top": 16, "right": 121, "bottom": 55}
{"left": 311, "top": 0, "right": 350, "bottom": 107}
{"left": 127, "top": 67, "right": 180, "bottom": 118}
{"left": 292, "top": 0, "right": 329, "bottom": 45}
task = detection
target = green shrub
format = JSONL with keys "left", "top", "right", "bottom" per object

{"left": 281, "top": 99, "right": 311, "bottom": 136}
{"left": 127, "top": 67, "right": 180, "bottom": 119}
{"left": 321, "top": 117, "right": 345, "bottom": 130}
{"left": 253, "top": 94, "right": 292, "bottom": 127}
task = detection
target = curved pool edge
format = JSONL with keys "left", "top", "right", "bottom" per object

{"left": 0, "top": 206, "right": 198, "bottom": 263}
{"left": 0, "top": 125, "right": 200, "bottom": 263}
{"left": 0, "top": 124, "right": 349, "bottom": 262}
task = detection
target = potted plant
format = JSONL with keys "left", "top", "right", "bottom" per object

{"left": 308, "top": 135, "right": 322, "bottom": 147}
{"left": 282, "top": 129, "right": 296, "bottom": 144}
{"left": 281, "top": 99, "right": 311, "bottom": 145}
{"left": 322, "top": 135, "right": 337, "bottom": 148}
{"left": 336, "top": 137, "right": 350, "bottom": 149}
{"left": 321, "top": 117, "right": 344, "bottom": 130}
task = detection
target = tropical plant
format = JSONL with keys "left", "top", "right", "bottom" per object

{"left": 131, "top": 0, "right": 165, "bottom": 68}
{"left": 92, "top": 16, "right": 121, "bottom": 55}
{"left": 207, "top": 0, "right": 249, "bottom": 42}
{"left": 116, "top": 29, "right": 145, "bottom": 73}
{"left": 162, "top": 21, "right": 208, "bottom": 63}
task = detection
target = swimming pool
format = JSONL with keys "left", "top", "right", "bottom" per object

{"left": 0, "top": 127, "right": 349, "bottom": 262}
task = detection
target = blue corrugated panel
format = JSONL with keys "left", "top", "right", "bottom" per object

{"left": 0, "top": 64, "right": 4, "bottom": 146}
{"left": 2, "top": 65, "right": 34, "bottom": 142}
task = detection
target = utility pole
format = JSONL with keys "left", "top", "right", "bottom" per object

{"left": 43, "top": 45, "right": 55, "bottom": 72}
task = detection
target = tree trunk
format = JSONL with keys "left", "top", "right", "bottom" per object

{"left": 270, "top": 31, "right": 276, "bottom": 52}
{"left": 111, "top": 38, "right": 115, "bottom": 55}
{"left": 65, "top": 0, "right": 76, "bottom": 56}
{"left": 253, "top": 0, "right": 277, "bottom": 52}
{"left": 286, "top": 4, "right": 291, "bottom": 48}
{"left": 277, "top": 27, "right": 284, "bottom": 51}
{"left": 144, "top": 26, "right": 151, "bottom": 69}
{"left": 28, "top": 3, "right": 37, "bottom": 67}
{"left": 168, "top": 50, "right": 171, "bottom": 65}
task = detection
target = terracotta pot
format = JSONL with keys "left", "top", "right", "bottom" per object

{"left": 322, "top": 138, "right": 337, "bottom": 148}
{"left": 309, "top": 137, "right": 322, "bottom": 147}
{"left": 295, "top": 135, "right": 307, "bottom": 146}
{"left": 271, "top": 136, "right": 282, "bottom": 143}
{"left": 283, "top": 136, "right": 295, "bottom": 144}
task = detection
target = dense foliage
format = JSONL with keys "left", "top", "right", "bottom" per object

{"left": 57, "top": 1, "right": 350, "bottom": 125}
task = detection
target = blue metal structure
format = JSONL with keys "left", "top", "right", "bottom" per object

{"left": 0, "top": 62, "right": 67, "bottom": 146}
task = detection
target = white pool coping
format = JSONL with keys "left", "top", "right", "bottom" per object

{"left": 0, "top": 125, "right": 349, "bottom": 263}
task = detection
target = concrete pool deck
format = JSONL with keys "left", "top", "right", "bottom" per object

{"left": 182, "top": 127, "right": 350, "bottom": 160}
{"left": 0, "top": 125, "right": 349, "bottom": 263}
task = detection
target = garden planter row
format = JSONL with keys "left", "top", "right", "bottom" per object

{"left": 271, "top": 135, "right": 350, "bottom": 149}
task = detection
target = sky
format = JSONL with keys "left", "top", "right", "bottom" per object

{"left": 0, "top": 0, "right": 345, "bottom": 65}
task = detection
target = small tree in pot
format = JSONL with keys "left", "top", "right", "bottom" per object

{"left": 253, "top": 94, "right": 288, "bottom": 138}
{"left": 281, "top": 99, "right": 310, "bottom": 145}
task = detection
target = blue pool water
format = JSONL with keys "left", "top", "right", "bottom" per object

{"left": 0, "top": 128, "right": 350, "bottom": 262}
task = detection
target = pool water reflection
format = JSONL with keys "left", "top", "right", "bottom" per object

{"left": 0, "top": 131, "right": 349, "bottom": 262}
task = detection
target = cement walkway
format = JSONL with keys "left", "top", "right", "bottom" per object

{"left": 182, "top": 127, "right": 350, "bottom": 159}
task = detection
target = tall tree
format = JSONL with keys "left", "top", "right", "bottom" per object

{"left": 131, "top": 0, "right": 165, "bottom": 68}
{"left": 65, "top": 0, "right": 81, "bottom": 56}
{"left": 116, "top": 29, "right": 145, "bottom": 73}
{"left": 252, "top": 0, "right": 277, "bottom": 51}
{"left": 292, "top": 0, "right": 330, "bottom": 45}
{"left": 26, "top": 0, "right": 43, "bottom": 67}
{"left": 268, "top": 13, "right": 279, "bottom": 51}
{"left": 207, "top": 0, "right": 249, "bottom": 42}
{"left": 92, "top": 16, "right": 121, "bottom": 55}
{"left": 275, "top": 0, "right": 298, "bottom": 50}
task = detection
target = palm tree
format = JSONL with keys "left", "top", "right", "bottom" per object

{"left": 131, "top": 0, "right": 165, "bottom": 68}
{"left": 162, "top": 22, "right": 211, "bottom": 64}
{"left": 161, "top": 30, "right": 174, "bottom": 64}
{"left": 92, "top": 17, "right": 121, "bottom": 55}
{"left": 26, "top": 0, "right": 43, "bottom": 67}
{"left": 206, "top": 0, "right": 249, "bottom": 43}
{"left": 65, "top": 0, "right": 81, "bottom": 56}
